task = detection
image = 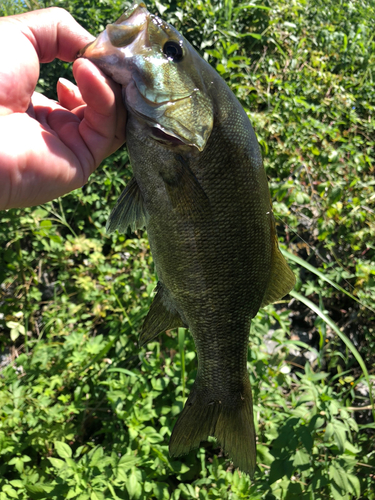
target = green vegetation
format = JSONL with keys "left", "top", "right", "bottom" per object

{"left": 1, "top": 0, "right": 374, "bottom": 498}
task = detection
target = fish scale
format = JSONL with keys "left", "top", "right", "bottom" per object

{"left": 80, "top": 2, "right": 295, "bottom": 476}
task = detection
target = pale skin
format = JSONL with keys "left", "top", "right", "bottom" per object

{"left": 0, "top": 7, "right": 127, "bottom": 210}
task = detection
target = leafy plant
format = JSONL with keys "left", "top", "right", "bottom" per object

{"left": 1, "top": 0, "right": 374, "bottom": 499}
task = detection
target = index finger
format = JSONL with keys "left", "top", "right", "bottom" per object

{"left": 5, "top": 7, "right": 94, "bottom": 62}
{"left": 0, "top": 8, "right": 94, "bottom": 114}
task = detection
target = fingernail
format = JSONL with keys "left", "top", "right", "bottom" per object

{"left": 58, "top": 78, "right": 77, "bottom": 92}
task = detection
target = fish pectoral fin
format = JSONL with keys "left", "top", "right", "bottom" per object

{"left": 160, "top": 155, "right": 210, "bottom": 218}
{"left": 106, "top": 177, "right": 148, "bottom": 234}
{"left": 140, "top": 282, "right": 185, "bottom": 346}
{"left": 261, "top": 242, "right": 296, "bottom": 307}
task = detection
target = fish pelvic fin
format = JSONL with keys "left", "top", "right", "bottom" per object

{"left": 169, "top": 377, "right": 256, "bottom": 477}
{"left": 139, "top": 282, "right": 185, "bottom": 346}
{"left": 106, "top": 176, "right": 148, "bottom": 234}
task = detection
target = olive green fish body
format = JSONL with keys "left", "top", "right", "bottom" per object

{"left": 81, "top": 3, "right": 295, "bottom": 476}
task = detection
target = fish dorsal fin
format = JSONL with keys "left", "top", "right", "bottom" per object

{"left": 261, "top": 236, "right": 296, "bottom": 308}
{"left": 106, "top": 176, "right": 148, "bottom": 234}
{"left": 140, "top": 282, "right": 185, "bottom": 346}
{"left": 160, "top": 155, "right": 210, "bottom": 218}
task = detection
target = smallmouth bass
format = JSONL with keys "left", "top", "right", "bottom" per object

{"left": 80, "top": 3, "right": 295, "bottom": 476}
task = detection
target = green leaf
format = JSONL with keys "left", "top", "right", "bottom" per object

{"left": 55, "top": 441, "right": 73, "bottom": 459}
{"left": 311, "top": 470, "right": 329, "bottom": 490}
{"left": 330, "top": 482, "right": 347, "bottom": 500}
{"left": 329, "top": 464, "right": 349, "bottom": 492}
{"left": 118, "top": 455, "right": 140, "bottom": 470}
{"left": 25, "top": 484, "right": 46, "bottom": 494}
{"left": 347, "top": 474, "right": 361, "bottom": 497}
{"left": 309, "top": 415, "right": 325, "bottom": 430}
{"left": 247, "top": 33, "right": 262, "bottom": 40}
{"left": 89, "top": 447, "right": 103, "bottom": 468}
{"left": 154, "top": 0, "right": 168, "bottom": 15}
{"left": 151, "top": 377, "right": 169, "bottom": 391}
{"left": 48, "top": 457, "right": 66, "bottom": 469}
{"left": 9, "top": 481, "right": 24, "bottom": 489}
{"left": 298, "top": 426, "right": 314, "bottom": 452}
{"left": 178, "top": 483, "right": 196, "bottom": 497}
{"left": 2, "top": 486, "right": 18, "bottom": 499}
{"left": 257, "top": 445, "right": 275, "bottom": 466}
{"left": 333, "top": 425, "right": 346, "bottom": 453}
{"left": 293, "top": 449, "right": 310, "bottom": 467}
{"left": 296, "top": 192, "right": 306, "bottom": 204}
{"left": 66, "top": 488, "right": 79, "bottom": 499}
{"left": 344, "top": 441, "right": 360, "bottom": 454}
{"left": 269, "top": 458, "right": 294, "bottom": 484}
{"left": 126, "top": 470, "right": 141, "bottom": 499}
{"left": 153, "top": 482, "right": 170, "bottom": 500}
{"left": 91, "top": 491, "right": 105, "bottom": 500}
{"left": 325, "top": 422, "right": 334, "bottom": 441}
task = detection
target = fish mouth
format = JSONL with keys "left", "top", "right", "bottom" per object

{"left": 107, "top": 2, "right": 149, "bottom": 47}
{"left": 78, "top": 2, "right": 192, "bottom": 104}
{"left": 127, "top": 90, "right": 195, "bottom": 148}
{"left": 79, "top": 3, "right": 212, "bottom": 151}
{"left": 78, "top": 3, "right": 149, "bottom": 66}
{"left": 149, "top": 126, "right": 187, "bottom": 147}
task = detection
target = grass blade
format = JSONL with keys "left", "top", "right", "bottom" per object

{"left": 290, "top": 290, "right": 375, "bottom": 423}
{"left": 281, "top": 248, "right": 375, "bottom": 314}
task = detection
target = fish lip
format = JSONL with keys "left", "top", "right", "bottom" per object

{"left": 113, "top": 2, "right": 148, "bottom": 25}
{"left": 106, "top": 3, "right": 150, "bottom": 48}
{"left": 133, "top": 78, "right": 193, "bottom": 107}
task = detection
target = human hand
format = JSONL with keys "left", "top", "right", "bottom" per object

{"left": 0, "top": 7, "right": 126, "bottom": 210}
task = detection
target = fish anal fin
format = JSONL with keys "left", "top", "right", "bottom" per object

{"left": 160, "top": 155, "right": 210, "bottom": 218}
{"left": 169, "top": 378, "right": 256, "bottom": 477}
{"left": 106, "top": 176, "right": 148, "bottom": 235}
{"left": 261, "top": 238, "right": 296, "bottom": 307}
{"left": 140, "top": 282, "right": 184, "bottom": 346}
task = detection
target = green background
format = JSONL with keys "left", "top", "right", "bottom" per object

{"left": 0, "top": 0, "right": 374, "bottom": 498}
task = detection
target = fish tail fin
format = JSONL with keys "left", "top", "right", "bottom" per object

{"left": 169, "top": 378, "right": 256, "bottom": 477}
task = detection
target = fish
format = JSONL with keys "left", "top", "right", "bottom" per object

{"left": 79, "top": 2, "right": 295, "bottom": 476}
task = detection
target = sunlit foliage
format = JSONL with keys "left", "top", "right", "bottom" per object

{"left": 0, "top": 0, "right": 374, "bottom": 499}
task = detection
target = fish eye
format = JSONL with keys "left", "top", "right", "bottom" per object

{"left": 163, "top": 41, "right": 183, "bottom": 61}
